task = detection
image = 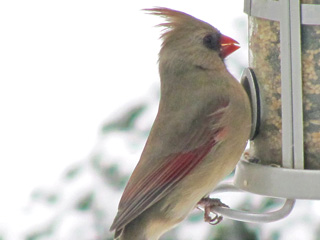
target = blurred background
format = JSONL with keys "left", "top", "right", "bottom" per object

{"left": 1, "top": 0, "right": 320, "bottom": 239}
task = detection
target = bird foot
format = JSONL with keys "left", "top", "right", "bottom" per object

{"left": 197, "top": 197, "right": 229, "bottom": 225}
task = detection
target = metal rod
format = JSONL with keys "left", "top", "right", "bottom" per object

{"left": 280, "top": 0, "right": 294, "bottom": 168}
{"left": 290, "top": 0, "right": 304, "bottom": 169}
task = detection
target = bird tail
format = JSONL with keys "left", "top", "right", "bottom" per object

{"left": 112, "top": 225, "right": 148, "bottom": 240}
{"left": 113, "top": 228, "right": 122, "bottom": 240}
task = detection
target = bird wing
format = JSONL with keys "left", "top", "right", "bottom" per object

{"left": 110, "top": 100, "right": 230, "bottom": 231}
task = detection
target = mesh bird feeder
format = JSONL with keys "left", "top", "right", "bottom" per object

{"left": 211, "top": 0, "right": 320, "bottom": 222}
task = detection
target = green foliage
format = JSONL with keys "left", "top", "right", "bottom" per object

{"left": 31, "top": 190, "right": 59, "bottom": 205}
{"left": 259, "top": 198, "right": 281, "bottom": 212}
{"left": 271, "top": 231, "right": 281, "bottom": 240}
{"left": 101, "top": 104, "right": 147, "bottom": 133}
{"left": 212, "top": 222, "right": 258, "bottom": 240}
{"left": 46, "top": 194, "right": 59, "bottom": 204}
{"left": 64, "top": 164, "right": 83, "bottom": 180}
{"left": 30, "top": 190, "right": 42, "bottom": 201}
{"left": 106, "top": 164, "right": 117, "bottom": 174}
{"left": 26, "top": 222, "right": 56, "bottom": 240}
{"left": 187, "top": 211, "right": 203, "bottom": 223}
{"left": 104, "top": 164, "right": 129, "bottom": 190}
{"left": 76, "top": 192, "right": 94, "bottom": 211}
{"left": 91, "top": 155, "right": 129, "bottom": 190}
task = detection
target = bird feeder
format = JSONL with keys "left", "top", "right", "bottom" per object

{"left": 211, "top": 0, "right": 320, "bottom": 222}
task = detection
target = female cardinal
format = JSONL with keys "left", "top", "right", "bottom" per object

{"left": 110, "top": 7, "right": 251, "bottom": 240}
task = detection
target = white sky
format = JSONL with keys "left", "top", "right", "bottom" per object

{"left": 0, "top": 0, "right": 247, "bottom": 223}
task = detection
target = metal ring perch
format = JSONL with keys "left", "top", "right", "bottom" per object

{"left": 207, "top": 183, "right": 296, "bottom": 223}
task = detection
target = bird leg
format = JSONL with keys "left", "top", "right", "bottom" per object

{"left": 197, "top": 197, "right": 229, "bottom": 225}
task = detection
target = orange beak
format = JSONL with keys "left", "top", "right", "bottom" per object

{"left": 220, "top": 34, "right": 240, "bottom": 59}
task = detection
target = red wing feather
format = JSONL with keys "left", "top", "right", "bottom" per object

{"left": 110, "top": 102, "right": 229, "bottom": 232}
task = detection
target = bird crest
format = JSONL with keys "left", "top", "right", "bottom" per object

{"left": 144, "top": 7, "right": 213, "bottom": 41}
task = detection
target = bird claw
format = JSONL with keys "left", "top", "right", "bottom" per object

{"left": 208, "top": 214, "right": 223, "bottom": 225}
{"left": 197, "top": 197, "right": 229, "bottom": 225}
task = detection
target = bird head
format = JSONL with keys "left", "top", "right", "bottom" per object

{"left": 145, "top": 7, "right": 240, "bottom": 70}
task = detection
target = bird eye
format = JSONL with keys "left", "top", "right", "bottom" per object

{"left": 203, "top": 34, "right": 220, "bottom": 51}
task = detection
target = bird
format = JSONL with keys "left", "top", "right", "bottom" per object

{"left": 110, "top": 7, "right": 251, "bottom": 240}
